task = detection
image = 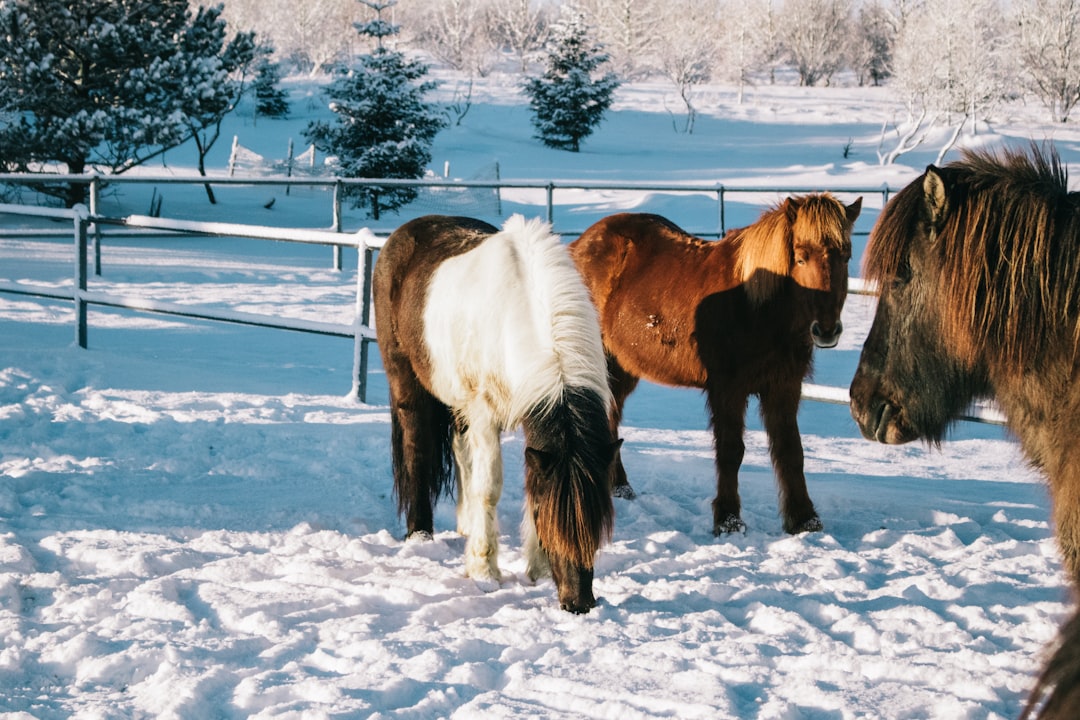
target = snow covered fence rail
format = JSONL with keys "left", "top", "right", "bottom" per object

{"left": 0, "top": 202, "right": 387, "bottom": 401}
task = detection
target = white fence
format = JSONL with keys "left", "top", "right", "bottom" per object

{"left": 0, "top": 202, "right": 386, "bottom": 401}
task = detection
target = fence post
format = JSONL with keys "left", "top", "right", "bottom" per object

{"left": 73, "top": 205, "right": 89, "bottom": 348}
{"left": 546, "top": 182, "right": 554, "bottom": 224}
{"left": 717, "top": 185, "right": 726, "bottom": 237}
{"left": 89, "top": 176, "right": 102, "bottom": 276}
{"left": 332, "top": 179, "right": 344, "bottom": 271}
{"left": 352, "top": 237, "right": 376, "bottom": 402}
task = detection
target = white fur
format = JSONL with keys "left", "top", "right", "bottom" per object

{"left": 422, "top": 214, "right": 610, "bottom": 583}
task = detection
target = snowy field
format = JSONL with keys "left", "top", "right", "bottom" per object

{"left": 3, "top": 73, "right": 1080, "bottom": 718}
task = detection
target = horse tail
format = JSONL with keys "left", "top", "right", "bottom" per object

{"left": 525, "top": 387, "right": 615, "bottom": 568}
{"left": 389, "top": 380, "right": 456, "bottom": 533}
{"left": 1024, "top": 606, "right": 1080, "bottom": 719}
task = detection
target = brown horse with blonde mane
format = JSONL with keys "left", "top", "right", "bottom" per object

{"left": 849, "top": 145, "right": 1080, "bottom": 719}
{"left": 570, "top": 195, "right": 861, "bottom": 535}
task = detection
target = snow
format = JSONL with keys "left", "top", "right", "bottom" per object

{"left": 1, "top": 72, "right": 1076, "bottom": 718}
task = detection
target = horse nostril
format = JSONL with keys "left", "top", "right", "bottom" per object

{"left": 811, "top": 322, "right": 823, "bottom": 338}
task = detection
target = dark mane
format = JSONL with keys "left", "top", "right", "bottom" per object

{"left": 866, "top": 145, "right": 1080, "bottom": 367}
{"left": 523, "top": 386, "right": 615, "bottom": 568}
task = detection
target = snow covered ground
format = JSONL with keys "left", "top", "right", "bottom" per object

{"left": 2, "top": 73, "right": 1078, "bottom": 719}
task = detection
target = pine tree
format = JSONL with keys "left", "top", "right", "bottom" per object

{"left": 522, "top": 6, "right": 620, "bottom": 152}
{"left": 253, "top": 52, "right": 290, "bottom": 119}
{"left": 0, "top": 0, "right": 255, "bottom": 207}
{"left": 303, "top": 0, "right": 445, "bottom": 219}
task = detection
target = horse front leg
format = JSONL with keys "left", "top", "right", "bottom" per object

{"left": 454, "top": 416, "right": 504, "bottom": 585}
{"left": 708, "top": 386, "right": 748, "bottom": 534}
{"left": 607, "top": 354, "right": 640, "bottom": 499}
{"left": 759, "top": 381, "right": 822, "bottom": 534}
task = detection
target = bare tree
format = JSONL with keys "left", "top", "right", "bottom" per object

{"left": 655, "top": 0, "right": 719, "bottom": 132}
{"left": 486, "top": 0, "right": 549, "bottom": 73}
{"left": 220, "top": 0, "right": 361, "bottom": 75}
{"left": 414, "top": 0, "right": 499, "bottom": 76}
{"left": 848, "top": 0, "right": 895, "bottom": 86}
{"left": 881, "top": 0, "right": 1012, "bottom": 164}
{"left": 780, "top": 0, "right": 852, "bottom": 86}
{"left": 715, "top": 0, "right": 774, "bottom": 103}
{"left": 580, "top": 0, "right": 662, "bottom": 79}
{"left": 1014, "top": 0, "right": 1080, "bottom": 123}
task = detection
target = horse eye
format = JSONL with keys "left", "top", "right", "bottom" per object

{"left": 894, "top": 260, "right": 912, "bottom": 285}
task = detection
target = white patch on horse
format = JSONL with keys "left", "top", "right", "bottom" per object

{"left": 422, "top": 214, "right": 610, "bottom": 582}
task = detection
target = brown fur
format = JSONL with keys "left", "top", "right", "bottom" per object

{"left": 570, "top": 196, "right": 861, "bottom": 534}
{"left": 851, "top": 145, "right": 1080, "bottom": 719}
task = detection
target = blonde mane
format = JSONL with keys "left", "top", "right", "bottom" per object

{"left": 734, "top": 194, "right": 852, "bottom": 304}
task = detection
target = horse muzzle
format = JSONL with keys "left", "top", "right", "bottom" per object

{"left": 852, "top": 393, "right": 919, "bottom": 445}
{"left": 811, "top": 320, "right": 842, "bottom": 349}
{"left": 550, "top": 556, "right": 597, "bottom": 614}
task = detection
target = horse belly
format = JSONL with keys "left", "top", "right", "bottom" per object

{"left": 604, "top": 311, "right": 708, "bottom": 389}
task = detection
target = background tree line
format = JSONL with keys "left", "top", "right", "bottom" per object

{"left": 4, "top": 0, "right": 1080, "bottom": 210}
{"left": 222, "top": 0, "right": 1080, "bottom": 129}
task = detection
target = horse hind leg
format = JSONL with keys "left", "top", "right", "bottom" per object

{"left": 608, "top": 354, "right": 639, "bottom": 499}
{"left": 454, "top": 413, "right": 504, "bottom": 585}
{"left": 387, "top": 371, "right": 454, "bottom": 539}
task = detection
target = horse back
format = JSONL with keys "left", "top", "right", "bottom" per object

{"left": 373, "top": 215, "right": 497, "bottom": 390}
{"left": 569, "top": 213, "right": 738, "bottom": 387}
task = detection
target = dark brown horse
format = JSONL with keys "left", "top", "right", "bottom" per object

{"left": 570, "top": 196, "right": 861, "bottom": 535}
{"left": 373, "top": 214, "right": 617, "bottom": 613}
{"left": 848, "top": 146, "right": 1080, "bottom": 719}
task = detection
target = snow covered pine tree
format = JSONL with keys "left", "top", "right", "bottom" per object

{"left": 522, "top": 6, "right": 620, "bottom": 152}
{"left": 303, "top": 0, "right": 445, "bottom": 219}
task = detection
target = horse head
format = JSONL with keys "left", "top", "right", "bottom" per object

{"left": 523, "top": 391, "right": 618, "bottom": 614}
{"left": 785, "top": 194, "right": 860, "bottom": 349}
{"left": 849, "top": 165, "right": 990, "bottom": 445}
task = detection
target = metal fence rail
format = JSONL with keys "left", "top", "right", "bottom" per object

{"left": 0, "top": 201, "right": 386, "bottom": 401}
{"left": 0, "top": 172, "right": 891, "bottom": 239}
{"left": 0, "top": 193, "right": 1004, "bottom": 424}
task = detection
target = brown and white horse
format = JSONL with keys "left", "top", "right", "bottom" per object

{"left": 373, "top": 214, "right": 618, "bottom": 613}
{"left": 570, "top": 197, "right": 860, "bottom": 535}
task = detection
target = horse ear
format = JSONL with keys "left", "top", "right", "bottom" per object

{"left": 923, "top": 166, "right": 948, "bottom": 226}
{"left": 845, "top": 197, "right": 862, "bottom": 223}
{"left": 608, "top": 438, "right": 624, "bottom": 462}
{"left": 783, "top": 197, "right": 800, "bottom": 224}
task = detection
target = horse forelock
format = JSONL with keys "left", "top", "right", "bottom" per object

{"left": 863, "top": 179, "right": 923, "bottom": 287}
{"left": 735, "top": 194, "right": 850, "bottom": 304}
{"left": 524, "top": 386, "right": 615, "bottom": 569}
{"left": 941, "top": 147, "right": 1077, "bottom": 368}
{"left": 793, "top": 194, "right": 853, "bottom": 255}
{"left": 869, "top": 146, "right": 1080, "bottom": 369}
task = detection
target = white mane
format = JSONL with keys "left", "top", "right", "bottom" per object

{"left": 422, "top": 214, "right": 611, "bottom": 428}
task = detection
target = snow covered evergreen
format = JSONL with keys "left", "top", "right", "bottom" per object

{"left": 521, "top": 6, "right": 619, "bottom": 153}
{"left": 303, "top": 0, "right": 446, "bottom": 218}
{"left": 0, "top": 0, "right": 254, "bottom": 207}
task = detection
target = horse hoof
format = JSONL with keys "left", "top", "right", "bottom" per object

{"left": 789, "top": 515, "right": 824, "bottom": 534}
{"left": 406, "top": 530, "right": 434, "bottom": 543}
{"left": 612, "top": 484, "right": 637, "bottom": 500}
{"left": 714, "top": 515, "right": 747, "bottom": 535}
